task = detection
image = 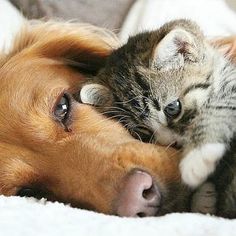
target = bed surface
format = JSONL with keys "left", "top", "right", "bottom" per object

{"left": 1, "top": 196, "right": 236, "bottom": 236}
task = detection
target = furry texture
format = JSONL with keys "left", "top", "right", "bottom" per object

{"left": 80, "top": 19, "right": 236, "bottom": 218}
{"left": 0, "top": 20, "right": 189, "bottom": 216}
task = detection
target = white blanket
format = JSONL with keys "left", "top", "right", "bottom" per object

{"left": 0, "top": 0, "right": 236, "bottom": 235}
{"left": 1, "top": 196, "right": 236, "bottom": 236}
{"left": 0, "top": 0, "right": 25, "bottom": 53}
{"left": 120, "top": 0, "right": 236, "bottom": 41}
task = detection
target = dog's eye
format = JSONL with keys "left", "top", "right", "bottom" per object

{"left": 16, "top": 187, "right": 43, "bottom": 199}
{"left": 54, "top": 94, "right": 71, "bottom": 124}
{"left": 164, "top": 99, "right": 181, "bottom": 119}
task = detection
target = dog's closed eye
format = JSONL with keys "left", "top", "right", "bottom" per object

{"left": 53, "top": 93, "right": 72, "bottom": 131}
{"left": 16, "top": 187, "right": 47, "bottom": 199}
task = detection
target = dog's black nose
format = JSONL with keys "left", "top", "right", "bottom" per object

{"left": 116, "top": 170, "right": 161, "bottom": 217}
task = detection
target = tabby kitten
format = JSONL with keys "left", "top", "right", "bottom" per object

{"left": 80, "top": 20, "right": 236, "bottom": 217}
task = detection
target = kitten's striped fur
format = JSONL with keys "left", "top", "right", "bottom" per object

{"left": 81, "top": 20, "right": 236, "bottom": 218}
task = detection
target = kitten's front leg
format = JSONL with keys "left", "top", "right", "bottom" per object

{"left": 191, "top": 182, "right": 217, "bottom": 214}
{"left": 180, "top": 143, "right": 226, "bottom": 187}
{"left": 179, "top": 91, "right": 232, "bottom": 188}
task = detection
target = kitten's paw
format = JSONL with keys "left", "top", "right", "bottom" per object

{"left": 180, "top": 143, "right": 225, "bottom": 188}
{"left": 191, "top": 182, "right": 217, "bottom": 214}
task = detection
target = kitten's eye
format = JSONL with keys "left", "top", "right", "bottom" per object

{"left": 54, "top": 94, "right": 70, "bottom": 123}
{"left": 164, "top": 99, "right": 181, "bottom": 119}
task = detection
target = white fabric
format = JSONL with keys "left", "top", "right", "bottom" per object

{"left": 0, "top": 196, "right": 236, "bottom": 236}
{"left": 0, "top": 0, "right": 25, "bottom": 53}
{"left": 120, "top": 0, "right": 236, "bottom": 41}
{"left": 0, "top": 1, "right": 235, "bottom": 235}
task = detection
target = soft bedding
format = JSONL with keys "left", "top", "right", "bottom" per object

{"left": 120, "top": 0, "right": 236, "bottom": 41}
{"left": 1, "top": 196, "right": 236, "bottom": 236}
{"left": 0, "top": 1, "right": 236, "bottom": 235}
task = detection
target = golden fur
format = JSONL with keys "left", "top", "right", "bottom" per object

{"left": 211, "top": 35, "right": 236, "bottom": 62}
{"left": 0, "top": 21, "right": 181, "bottom": 215}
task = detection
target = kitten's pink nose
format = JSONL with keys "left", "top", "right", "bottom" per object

{"left": 116, "top": 170, "right": 161, "bottom": 217}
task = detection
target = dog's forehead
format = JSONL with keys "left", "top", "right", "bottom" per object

{"left": 0, "top": 55, "right": 82, "bottom": 98}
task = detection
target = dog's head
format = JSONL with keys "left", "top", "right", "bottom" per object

{"left": 0, "top": 22, "right": 188, "bottom": 216}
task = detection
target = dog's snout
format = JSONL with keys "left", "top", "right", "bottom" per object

{"left": 116, "top": 170, "right": 161, "bottom": 217}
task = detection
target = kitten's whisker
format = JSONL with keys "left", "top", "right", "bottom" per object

{"left": 108, "top": 114, "right": 130, "bottom": 120}
{"left": 165, "top": 141, "right": 177, "bottom": 151}
{"left": 101, "top": 110, "right": 127, "bottom": 116}
{"left": 131, "top": 129, "right": 142, "bottom": 142}
{"left": 122, "top": 121, "right": 134, "bottom": 130}
{"left": 148, "top": 127, "right": 159, "bottom": 144}
{"left": 103, "top": 105, "right": 130, "bottom": 115}
{"left": 139, "top": 101, "right": 149, "bottom": 117}
{"left": 168, "top": 148, "right": 182, "bottom": 158}
{"left": 115, "top": 95, "right": 141, "bottom": 105}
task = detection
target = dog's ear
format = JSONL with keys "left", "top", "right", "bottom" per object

{"left": 80, "top": 83, "right": 113, "bottom": 107}
{"left": 12, "top": 22, "right": 119, "bottom": 75}
{"left": 34, "top": 24, "right": 119, "bottom": 75}
{"left": 34, "top": 36, "right": 111, "bottom": 75}
{"left": 211, "top": 36, "right": 236, "bottom": 63}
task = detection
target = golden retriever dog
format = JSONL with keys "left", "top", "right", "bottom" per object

{"left": 0, "top": 21, "right": 189, "bottom": 217}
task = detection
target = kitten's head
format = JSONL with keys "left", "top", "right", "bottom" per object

{"left": 80, "top": 20, "right": 214, "bottom": 146}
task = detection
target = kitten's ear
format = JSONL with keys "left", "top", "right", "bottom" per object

{"left": 153, "top": 28, "right": 201, "bottom": 68}
{"left": 80, "top": 84, "right": 113, "bottom": 107}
